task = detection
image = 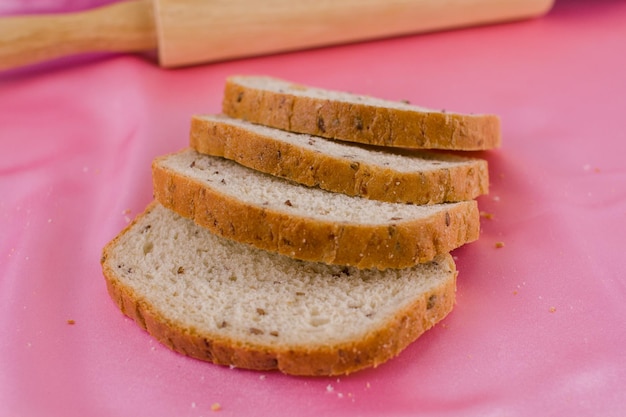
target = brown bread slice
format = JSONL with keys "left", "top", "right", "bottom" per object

{"left": 152, "top": 148, "right": 480, "bottom": 270}
{"left": 101, "top": 202, "right": 457, "bottom": 376}
{"left": 190, "top": 114, "right": 489, "bottom": 204}
{"left": 222, "top": 75, "right": 501, "bottom": 151}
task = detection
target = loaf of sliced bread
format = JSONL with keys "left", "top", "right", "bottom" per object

{"left": 190, "top": 114, "right": 489, "bottom": 204}
{"left": 222, "top": 75, "right": 501, "bottom": 151}
{"left": 101, "top": 202, "right": 457, "bottom": 376}
{"left": 152, "top": 148, "right": 480, "bottom": 269}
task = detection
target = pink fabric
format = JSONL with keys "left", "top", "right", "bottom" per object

{"left": 2, "top": 1, "right": 625, "bottom": 415}
{"left": 0, "top": 0, "right": 114, "bottom": 15}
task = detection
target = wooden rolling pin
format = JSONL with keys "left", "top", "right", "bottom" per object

{"left": 0, "top": 0, "right": 554, "bottom": 71}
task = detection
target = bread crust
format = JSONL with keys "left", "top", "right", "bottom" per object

{"left": 222, "top": 76, "right": 501, "bottom": 151}
{"left": 152, "top": 154, "right": 480, "bottom": 269}
{"left": 101, "top": 208, "right": 457, "bottom": 376}
{"left": 190, "top": 115, "right": 489, "bottom": 204}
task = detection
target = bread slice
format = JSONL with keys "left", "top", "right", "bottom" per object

{"left": 190, "top": 114, "right": 489, "bottom": 205}
{"left": 152, "top": 148, "right": 480, "bottom": 270}
{"left": 101, "top": 202, "right": 458, "bottom": 376}
{"left": 222, "top": 75, "right": 501, "bottom": 151}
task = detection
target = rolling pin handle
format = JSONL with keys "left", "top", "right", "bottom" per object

{"left": 0, "top": 0, "right": 157, "bottom": 71}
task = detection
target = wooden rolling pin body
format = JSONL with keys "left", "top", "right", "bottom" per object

{"left": 0, "top": 0, "right": 554, "bottom": 70}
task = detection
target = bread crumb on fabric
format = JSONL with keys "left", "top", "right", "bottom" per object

{"left": 67, "top": 319, "right": 75, "bottom": 325}
{"left": 211, "top": 402, "right": 221, "bottom": 411}
{"left": 495, "top": 241, "right": 505, "bottom": 248}
{"left": 480, "top": 211, "right": 494, "bottom": 220}
{"left": 549, "top": 306, "right": 557, "bottom": 313}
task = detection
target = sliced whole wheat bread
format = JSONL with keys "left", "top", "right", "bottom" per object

{"left": 190, "top": 114, "right": 489, "bottom": 204}
{"left": 101, "top": 202, "right": 457, "bottom": 376}
{"left": 152, "top": 148, "right": 480, "bottom": 269}
{"left": 222, "top": 75, "right": 501, "bottom": 151}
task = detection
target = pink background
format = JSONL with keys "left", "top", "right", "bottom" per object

{"left": 1, "top": 1, "right": 625, "bottom": 415}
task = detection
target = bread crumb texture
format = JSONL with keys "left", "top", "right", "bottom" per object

{"left": 101, "top": 203, "right": 457, "bottom": 375}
